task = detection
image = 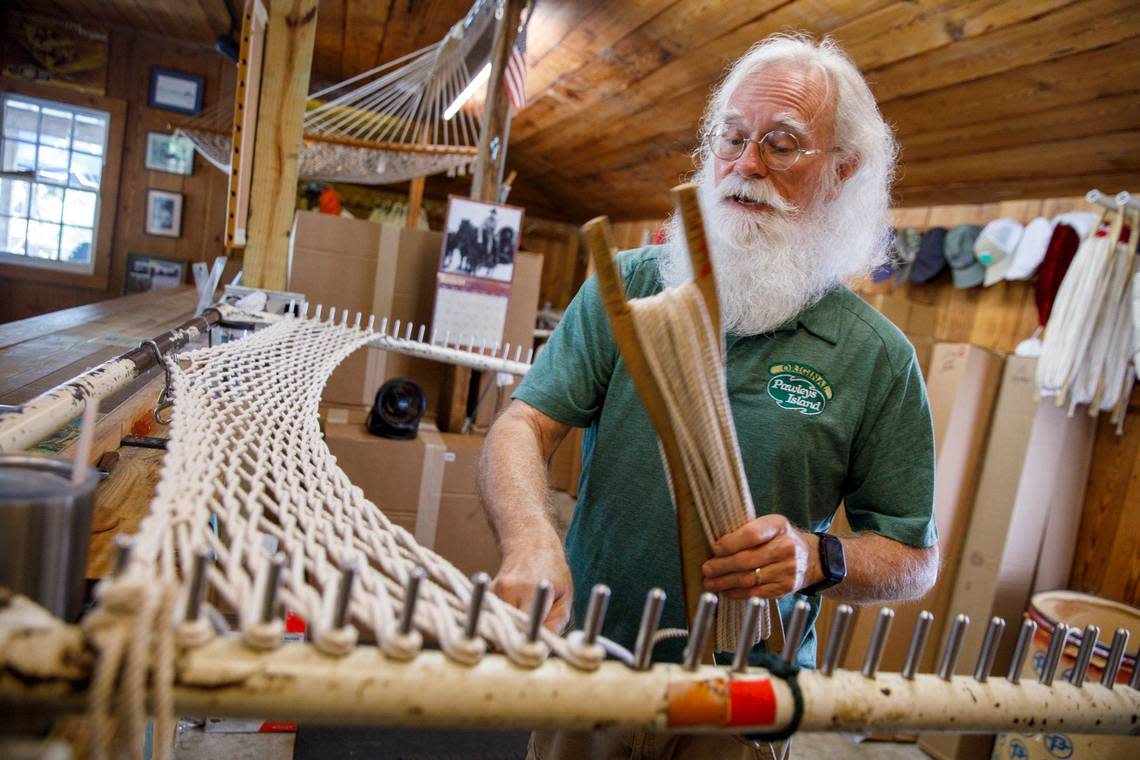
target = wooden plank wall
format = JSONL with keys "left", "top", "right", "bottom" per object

{"left": 0, "top": 26, "right": 233, "bottom": 324}
{"left": 609, "top": 196, "right": 1139, "bottom": 608}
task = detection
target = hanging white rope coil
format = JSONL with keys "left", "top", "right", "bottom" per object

{"left": 627, "top": 283, "right": 760, "bottom": 655}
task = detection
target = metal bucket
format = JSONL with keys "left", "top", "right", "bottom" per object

{"left": 992, "top": 590, "right": 1140, "bottom": 759}
{"left": 0, "top": 454, "right": 99, "bottom": 621}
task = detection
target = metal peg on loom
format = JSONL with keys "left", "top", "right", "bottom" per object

{"left": 1039, "top": 622, "right": 1070, "bottom": 686}
{"left": 1129, "top": 641, "right": 1140, "bottom": 691}
{"left": 331, "top": 561, "right": 360, "bottom": 630}
{"left": 1101, "top": 628, "right": 1130, "bottom": 688}
{"left": 527, "top": 580, "right": 553, "bottom": 644}
{"left": 1070, "top": 624, "right": 1100, "bottom": 687}
{"left": 902, "top": 611, "right": 934, "bottom": 680}
{"left": 732, "top": 597, "right": 765, "bottom": 673}
{"left": 464, "top": 573, "right": 490, "bottom": 640}
{"left": 380, "top": 317, "right": 389, "bottom": 336}
{"left": 782, "top": 599, "right": 811, "bottom": 665}
{"left": 682, "top": 592, "right": 718, "bottom": 671}
{"left": 861, "top": 607, "right": 894, "bottom": 678}
{"left": 399, "top": 566, "right": 426, "bottom": 636}
{"left": 582, "top": 584, "right": 611, "bottom": 647}
{"left": 393, "top": 320, "right": 402, "bottom": 339}
{"left": 112, "top": 534, "right": 134, "bottom": 576}
{"left": 182, "top": 547, "right": 211, "bottom": 622}
{"left": 937, "top": 614, "right": 971, "bottom": 681}
{"left": 1007, "top": 618, "right": 1037, "bottom": 684}
{"left": 821, "top": 603, "right": 853, "bottom": 676}
{"left": 633, "top": 588, "right": 666, "bottom": 670}
{"left": 405, "top": 323, "right": 413, "bottom": 341}
{"left": 258, "top": 553, "right": 285, "bottom": 623}
{"left": 973, "top": 616, "right": 1006, "bottom": 682}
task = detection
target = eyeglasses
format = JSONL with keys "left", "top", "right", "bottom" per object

{"left": 706, "top": 123, "right": 840, "bottom": 171}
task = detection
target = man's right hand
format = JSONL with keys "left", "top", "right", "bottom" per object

{"left": 492, "top": 543, "right": 574, "bottom": 633}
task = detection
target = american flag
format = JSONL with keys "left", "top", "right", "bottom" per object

{"left": 503, "top": 32, "right": 527, "bottom": 112}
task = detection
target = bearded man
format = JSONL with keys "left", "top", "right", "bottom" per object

{"left": 479, "top": 34, "right": 940, "bottom": 759}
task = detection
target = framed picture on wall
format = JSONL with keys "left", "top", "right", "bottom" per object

{"left": 148, "top": 67, "right": 203, "bottom": 115}
{"left": 145, "top": 132, "right": 194, "bottom": 175}
{"left": 125, "top": 253, "right": 186, "bottom": 292}
{"left": 145, "top": 189, "right": 183, "bottom": 238}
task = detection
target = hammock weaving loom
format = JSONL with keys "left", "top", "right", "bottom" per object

{"left": 2, "top": 195, "right": 1139, "bottom": 758}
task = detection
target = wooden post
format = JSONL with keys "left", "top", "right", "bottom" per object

{"left": 437, "top": 0, "right": 525, "bottom": 433}
{"left": 242, "top": 0, "right": 319, "bottom": 290}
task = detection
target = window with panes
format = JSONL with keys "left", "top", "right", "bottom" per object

{"left": 1, "top": 93, "right": 109, "bottom": 272}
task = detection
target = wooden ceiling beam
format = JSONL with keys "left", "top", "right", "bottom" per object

{"left": 866, "top": 0, "right": 1140, "bottom": 102}
{"left": 900, "top": 91, "right": 1140, "bottom": 164}
{"left": 312, "top": 0, "right": 346, "bottom": 84}
{"left": 341, "top": 0, "right": 390, "bottom": 85}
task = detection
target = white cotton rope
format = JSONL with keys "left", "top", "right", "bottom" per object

{"left": 628, "top": 283, "right": 761, "bottom": 654}
{"left": 85, "top": 311, "right": 602, "bottom": 756}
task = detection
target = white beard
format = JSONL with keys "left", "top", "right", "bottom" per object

{"left": 659, "top": 162, "right": 849, "bottom": 337}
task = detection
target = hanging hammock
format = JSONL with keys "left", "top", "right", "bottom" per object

{"left": 176, "top": 0, "right": 500, "bottom": 185}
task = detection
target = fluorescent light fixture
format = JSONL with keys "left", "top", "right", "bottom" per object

{"left": 444, "top": 63, "right": 491, "bottom": 121}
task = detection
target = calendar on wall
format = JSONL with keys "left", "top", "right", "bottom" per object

{"left": 431, "top": 196, "right": 525, "bottom": 349}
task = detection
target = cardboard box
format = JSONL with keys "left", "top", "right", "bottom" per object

{"left": 289, "top": 212, "right": 444, "bottom": 408}
{"left": 834, "top": 344, "right": 1004, "bottom": 674}
{"left": 435, "top": 432, "right": 500, "bottom": 576}
{"left": 323, "top": 422, "right": 445, "bottom": 546}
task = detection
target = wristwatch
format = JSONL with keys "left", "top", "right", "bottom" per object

{"left": 799, "top": 532, "right": 846, "bottom": 595}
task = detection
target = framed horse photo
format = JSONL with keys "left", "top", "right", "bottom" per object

{"left": 432, "top": 196, "right": 526, "bottom": 350}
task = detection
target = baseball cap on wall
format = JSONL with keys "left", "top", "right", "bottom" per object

{"left": 944, "top": 224, "right": 985, "bottom": 289}
{"left": 1005, "top": 217, "right": 1053, "bottom": 280}
{"left": 910, "top": 227, "right": 949, "bottom": 284}
{"left": 974, "top": 218, "right": 1024, "bottom": 286}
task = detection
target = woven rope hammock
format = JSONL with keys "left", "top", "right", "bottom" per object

{"left": 177, "top": 0, "right": 500, "bottom": 185}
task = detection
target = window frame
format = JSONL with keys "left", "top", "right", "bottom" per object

{"left": 0, "top": 80, "right": 126, "bottom": 291}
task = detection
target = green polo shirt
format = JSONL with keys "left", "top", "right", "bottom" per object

{"left": 513, "top": 245, "right": 936, "bottom": 669}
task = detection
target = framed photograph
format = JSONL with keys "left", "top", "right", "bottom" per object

{"left": 439, "top": 196, "right": 523, "bottom": 283}
{"left": 125, "top": 253, "right": 186, "bottom": 292}
{"left": 145, "top": 189, "right": 183, "bottom": 238}
{"left": 148, "top": 67, "right": 204, "bottom": 115}
{"left": 145, "top": 132, "right": 194, "bottom": 175}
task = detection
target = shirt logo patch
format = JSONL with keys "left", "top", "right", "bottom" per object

{"left": 767, "top": 362, "right": 832, "bottom": 416}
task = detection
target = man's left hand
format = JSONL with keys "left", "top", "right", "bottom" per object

{"left": 701, "top": 515, "right": 821, "bottom": 599}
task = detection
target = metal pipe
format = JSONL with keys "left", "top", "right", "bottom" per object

{"left": 259, "top": 553, "right": 285, "bottom": 623}
{"left": 183, "top": 548, "right": 210, "bottom": 623}
{"left": 633, "top": 588, "right": 665, "bottom": 671}
{"left": 1040, "top": 623, "right": 1070, "bottom": 686}
{"left": 861, "top": 608, "right": 894, "bottom": 678}
{"left": 902, "top": 610, "right": 934, "bottom": 680}
{"left": 1070, "top": 625, "right": 1100, "bottom": 687}
{"left": 0, "top": 307, "right": 223, "bottom": 453}
{"left": 399, "top": 567, "right": 425, "bottom": 636}
{"left": 332, "top": 562, "right": 359, "bottom": 629}
{"left": 1114, "top": 191, "right": 1140, "bottom": 211}
{"left": 582, "top": 584, "right": 610, "bottom": 647}
{"left": 1086, "top": 189, "right": 1120, "bottom": 210}
{"left": 937, "top": 614, "right": 970, "bottom": 681}
{"left": 1130, "top": 642, "right": 1140, "bottom": 690}
{"left": 682, "top": 593, "right": 717, "bottom": 671}
{"left": 1101, "top": 628, "right": 1130, "bottom": 688}
{"left": 821, "top": 604, "right": 852, "bottom": 676}
{"left": 464, "top": 573, "right": 490, "bottom": 640}
{"left": 781, "top": 600, "right": 811, "bottom": 665}
{"left": 1008, "top": 619, "right": 1037, "bottom": 684}
{"left": 973, "top": 617, "right": 1005, "bottom": 682}
{"left": 527, "top": 580, "right": 552, "bottom": 644}
{"left": 732, "top": 597, "right": 763, "bottom": 673}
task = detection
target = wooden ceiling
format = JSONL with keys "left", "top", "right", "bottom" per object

{"left": 14, "top": 0, "right": 1140, "bottom": 223}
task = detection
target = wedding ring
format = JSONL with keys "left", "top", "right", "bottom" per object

{"left": 754, "top": 568, "right": 763, "bottom": 586}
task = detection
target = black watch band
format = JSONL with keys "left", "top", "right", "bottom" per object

{"left": 799, "top": 532, "right": 846, "bottom": 596}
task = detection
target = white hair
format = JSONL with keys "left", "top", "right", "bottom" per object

{"left": 702, "top": 34, "right": 897, "bottom": 279}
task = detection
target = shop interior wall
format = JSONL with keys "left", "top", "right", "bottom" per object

{"left": 612, "top": 196, "right": 1140, "bottom": 608}
{"left": 0, "top": 25, "right": 234, "bottom": 324}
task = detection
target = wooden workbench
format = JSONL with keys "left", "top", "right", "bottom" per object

{"left": 2, "top": 288, "right": 198, "bottom": 578}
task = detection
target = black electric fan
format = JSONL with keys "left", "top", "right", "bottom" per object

{"left": 366, "top": 379, "right": 427, "bottom": 440}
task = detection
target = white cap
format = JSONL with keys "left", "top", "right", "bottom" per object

{"left": 1005, "top": 217, "right": 1053, "bottom": 280}
{"left": 1051, "top": 211, "right": 1099, "bottom": 241}
{"left": 974, "top": 218, "right": 1023, "bottom": 287}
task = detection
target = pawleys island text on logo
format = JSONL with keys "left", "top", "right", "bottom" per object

{"left": 766, "top": 362, "right": 833, "bottom": 416}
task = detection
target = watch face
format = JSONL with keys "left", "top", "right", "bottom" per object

{"left": 821, "top": 533, "right": 846, "bottom": 581}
